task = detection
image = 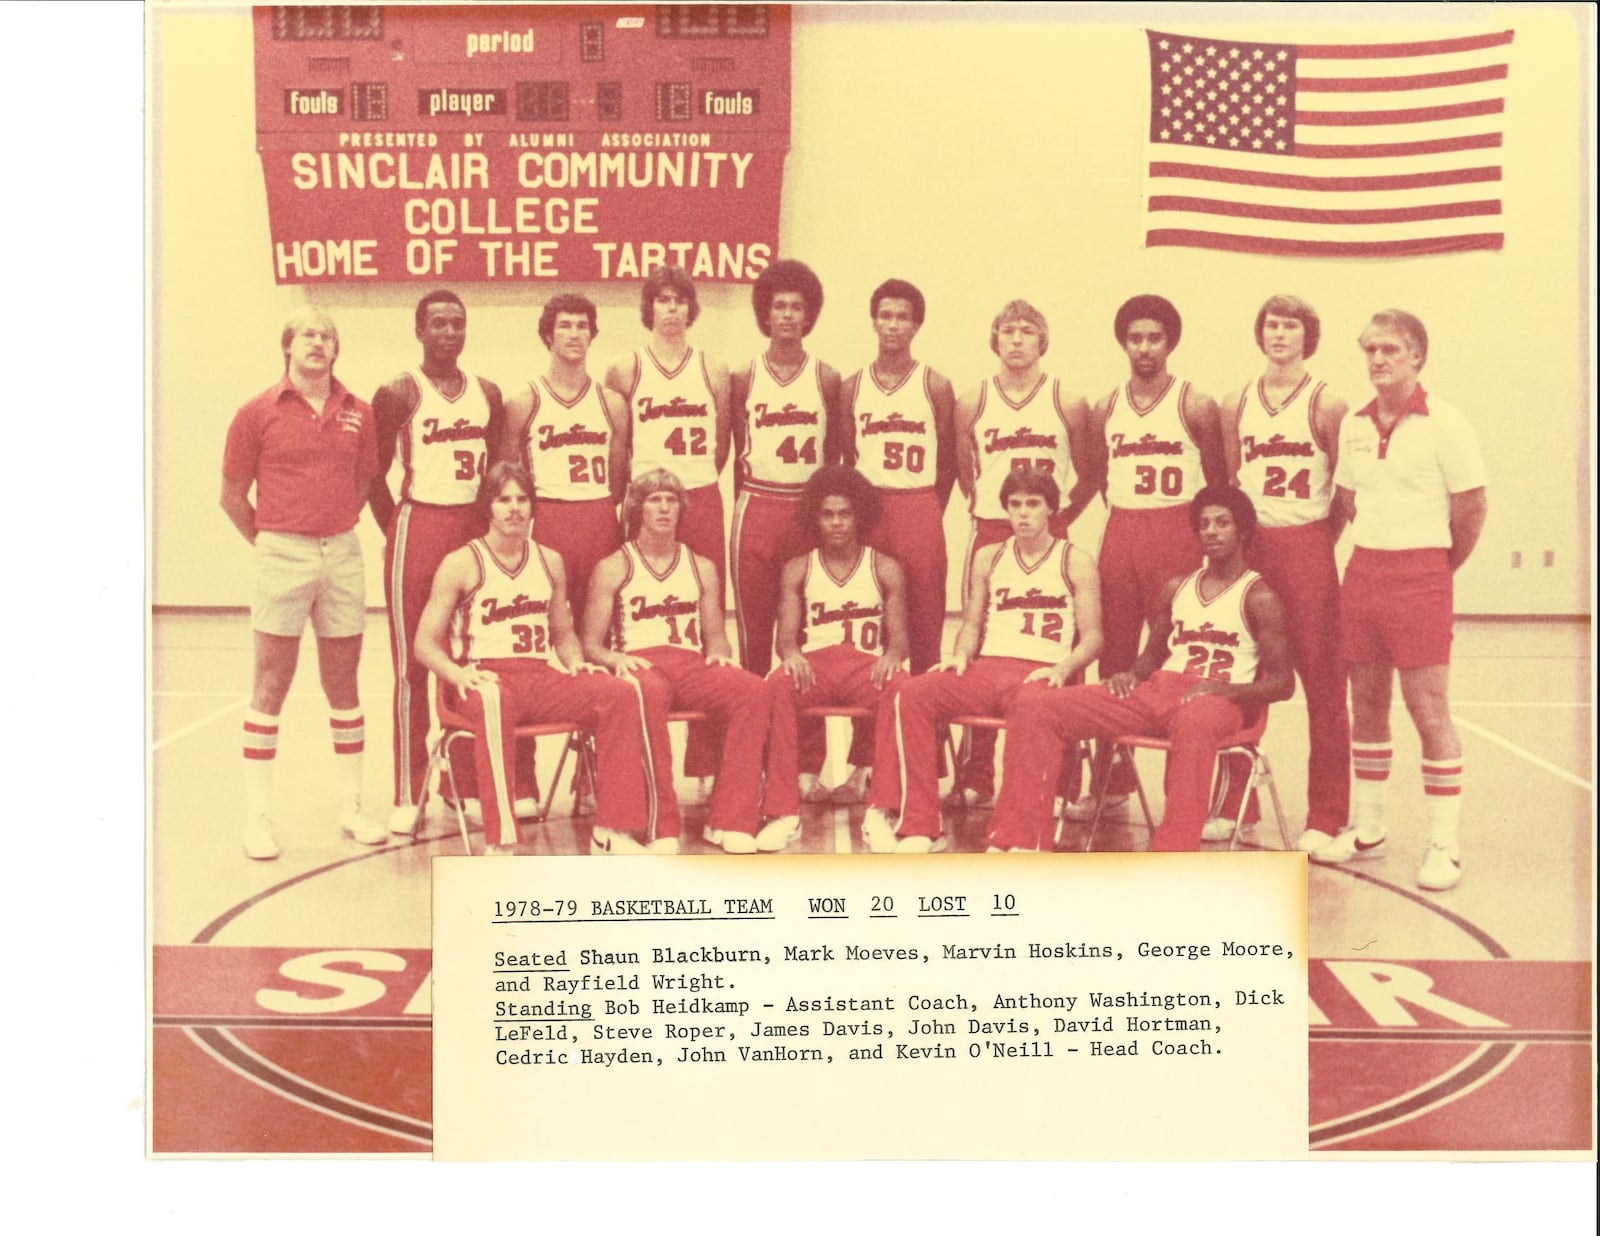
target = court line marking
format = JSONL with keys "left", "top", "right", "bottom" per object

{"left": 1452, "top": 714, "right": 1593, "bottom": 791}
{"left": 152, "top": 695, "right": 248, "bottom": 751}
{"left": 1453, "top": 701, "right": 1591, "bottom": 708}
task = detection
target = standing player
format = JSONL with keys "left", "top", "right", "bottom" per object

{"left": 580, "top": 470, "right": 774, "bottom": 854}
{"left": 1066, "top": 294, "right": 1227, "bottom": 821}
{"left": 413, "top": 463, "right": 655, "bottom": 855}
{"left": 760, "top": 466, "right": 911, "bottom": 850}
{"left": 605, "top": 264, "right": 732, "bottom": 569}
{"left": 988, "top": 486, "right": 1293, "bottom": 852}
{"left": 862, "top": 468, "right": 1102, "bottom": 853}
{"left": 1313, "top": 310, "right": 1487, "bottom": 891}
{"left": 728, "top": 259, "right": 845, "bottom": 677}
{"left": 504, "top": 294, "right": 628, "bottom": 624}
{"left": 367, "top": 290, "right": 505, "bottom": 836}
{"left": 950, "top": 299, "right": 1098, "bottom": 805}
{"left": 220, "top": 307, "right": 386, "bottom": 859}
{"left": 606, "top": 265, "right": 733, "bottom": 789}
{"left": 1218, "top": 294, "right": 1351, "bottom": 851}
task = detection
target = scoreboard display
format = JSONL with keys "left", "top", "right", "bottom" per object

{"left": 251, "top": 5, "right": 791, "bottom": 285}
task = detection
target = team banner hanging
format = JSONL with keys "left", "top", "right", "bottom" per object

{"left": 1143, "top": 28, "right": 1512, "bottom": 258}
{"left": 252, "top": 5, "right": 791, "bottom": 284}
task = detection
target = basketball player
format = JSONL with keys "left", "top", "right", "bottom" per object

{"left": 949, "top": 299, "right": 1098, "bottom": 806}
{"left": 760, "top": 466, "right": 911, "bottom": 850}
{"left": 367, "top": 290, "right": 506, "bottom": 836}
{"left": 220, "top": 307, "right": 386, "bottom": 859}
{"left": 412, "top": 463, "right": 654, "bottom": 854}
{"left": 728, "top": 259, "right": 845, "bottom": 677}
{"left": 836, "top": 279, "right": 956, "bottom": 800}
{"left": 605, "top": 266, "right": 733, "bottom": 791}
{"left": 580, "top": 469, "right": 774, "bottom": 854}
{"left": 989, "top": 486, "right": 1293, "bottom": 852}
{"left": 1313, "top": 310, "right": 1487, "bottom": 891}
{"left": 1217, "top": 294, "right": 1351, "bottom": 851}
{"left": 862, "top": 467, "right": 1102, "bottom": 853}
{"left": 504, "top": 294, "right": 628, "bottom": 609}
{"left": 1065, "top": 294, "right": 1227, "bottom": 821}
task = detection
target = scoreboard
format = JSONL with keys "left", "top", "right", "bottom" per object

{"left": 251, "top": 5, "right": 791, "bottom": 285}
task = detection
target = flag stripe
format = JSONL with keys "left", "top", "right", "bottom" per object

{"left": 1297, "top": 133, "right": 1502, "bottom": 159}
{"left": 1300, "top": 64, "right": 1509, "bottom": 93}
{"left": 1297, "top": 31, "right": 1515, "bottom": 60}
{"left": 1148, "top": 195, "right": 1501, "bottom": 224}
{"left": 1149, "top": 160, "right": 1501, "bottom": 192}
{"left": 1297, "top": 98, "right": 1503, "bottom": 126}
{"left": 1144, "top": 229, "right": 1505, "bottom": 257}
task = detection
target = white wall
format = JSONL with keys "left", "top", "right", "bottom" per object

{"left": 153, "top": 4, "right": 1591, "bottom": 615}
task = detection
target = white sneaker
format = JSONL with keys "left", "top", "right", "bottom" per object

{"left": 798, "top": 773, "right": 832, "bottom": 804}
{"left": 591, "top": 828, "right": 648, "bottom": 855}
{"left": 1309, "top": 829, "right": 1387, "bottom": 865}
{"left": 646, "top": 836, "right": 681, "bottom": 855}
{"left": 860, "top": 807, "right": 898, "bottom": 854}
{"left": 756, "top": 815, "right": 802, "bottom": 852}
{"left": 1295, "top": 828, "right": 1338, "bottom": 854}
{"left": 340, "top": 809, "right": 388, "bottom": 846}
{"left": 388, "top": 804, "right": 421, "bottom": 837}
{"left": 703, "top": 826, "right": 757, "bottom": 855}
{"left": 1061, "top": 793, "right": 1129, "bottom": 822}
{"left": 832, "top": 767, "right": 871, "bottom": 805}
{"left": 1200, "top": 816, "right": 1235, "bottom": 843}
{"left": 1416, "top": 844, "right": 1462, "bottom": 891}
{"left": 243, "top": 815, "right": 280, "bottom": 861}
{"left": 895, "top": 833, "right": 947, "bottom": 855}
{"left": 484, "top": 844, "right": 517, "bottom": 857}
{"left": 513, "top": 797, "right": 540, "bottom": 818}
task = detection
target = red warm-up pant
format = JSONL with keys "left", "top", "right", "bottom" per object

{"left": 451, "top": 660, "right": 651, "bottom": 848}
{"left": 988, "top": 671, "right": 1251, "bottom": 852}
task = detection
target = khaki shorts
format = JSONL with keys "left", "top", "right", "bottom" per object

{"left": 253, "top": 529, "right": 365, "bottom": 638}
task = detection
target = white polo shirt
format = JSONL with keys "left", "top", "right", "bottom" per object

{"left": 1334, "top": 385, "right": 1485, "bottom": 551}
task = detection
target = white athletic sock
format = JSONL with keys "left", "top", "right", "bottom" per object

{"left": 1350, "top": 741, "right": 1391, "bottom": 841}
{"left": 242, "top": 708, "right": 279, "bottom": 823}
{"left": 329, "top": 707, "right": 365, "bottom": 812}
{"left": 1421, "top": 757, "right": 1463, "bottom": 852}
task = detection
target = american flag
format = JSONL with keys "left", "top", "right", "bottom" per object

{"left": 1144, "top": 28, "right": 1512, "bottom": 257}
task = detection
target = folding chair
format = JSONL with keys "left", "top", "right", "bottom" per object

{"left": 1071, "top": 709, "right": 1288, "bottom": 853}
{"left": 415, "top": 678, "right": 597, "bottom": 856}
{"left": 798, "top": 703, "right": 874, "bottom": 802}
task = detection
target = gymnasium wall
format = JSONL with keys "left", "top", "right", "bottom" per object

{"left": 151, "top": 4, "right": 1592, "bottom": 615}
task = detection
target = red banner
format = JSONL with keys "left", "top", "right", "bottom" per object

{"left": 252, "top": 4, "right": 791, "bottom": 284}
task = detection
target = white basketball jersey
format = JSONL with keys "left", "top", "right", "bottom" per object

{"left": 1105, "top": 377, "right": 1204, "bottom": 510}
{"left": 400, "top": 368, "right": 492, "bottom": 505}
{"left": 523, "top": 376, "right": 613, "bottom": 502}
{"left": 612, "top": 541, "right": 706, "bottom": 653}
{"left": 852, "top": 362, "right": 938, "bottom": 492}
{"left": 452, "top": 539, "right": 558, "bottom": 665}
{"left": 802, "top": 548, "right": 886, "bottom": 654}
{"left": 1236, "top": 375, "right": 1334, "bottom": 527}
{"left": 740, "top": 354, "right": 826, "bottom": 494}
{"left": 625, "top": 346, "right": 718, "bottom": 487}
{"left": 969, "top": 375, "right": 1072, "bottom": 520}
{"left": 1164, "top": 567, "right": 1262, "bottom": 684}
{"left": 981, "top": 537, "right": 1077, "bottom": 664}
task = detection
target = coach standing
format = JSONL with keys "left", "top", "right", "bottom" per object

{"left": 1312, "top": 310, "right": 1486, "bottom": 891}
{"left": 221, "top": 307, "right": 388, "bottom": 860}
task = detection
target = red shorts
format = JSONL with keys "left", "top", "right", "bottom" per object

{"left": 1341, "top": 547, "right": 1453, "bottom": 669}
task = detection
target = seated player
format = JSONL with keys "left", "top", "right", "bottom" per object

{"left": 413, "top": 462, "right": 657, "bottom": 855}
{"left": 986, "top": 486, "right": 1293, "bottom": 853}
{"left": 862, "top": 467, "right": 1102, "bottom": 853}
{"left": 759, "top": 466, "right": 911, "bottom": 851}
{"left": 581, "top": 469, "right": 774, "bottom": 854}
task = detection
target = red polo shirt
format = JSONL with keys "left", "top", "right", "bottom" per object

{"left": 223, "top": 376, "right": 380, "bottom": 536}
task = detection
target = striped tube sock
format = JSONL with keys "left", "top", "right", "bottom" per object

{"left": 1421, "top": 758, "right": 1463, "bottom": 852}
{"left": 330, "top": 708, "right": 365, "bottom": 812}
{"left": 1350, "top": 741, "right": 1392, "bottom": 842}
{"left": 242, "top": 708, "right": 279, "bottom": 822}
